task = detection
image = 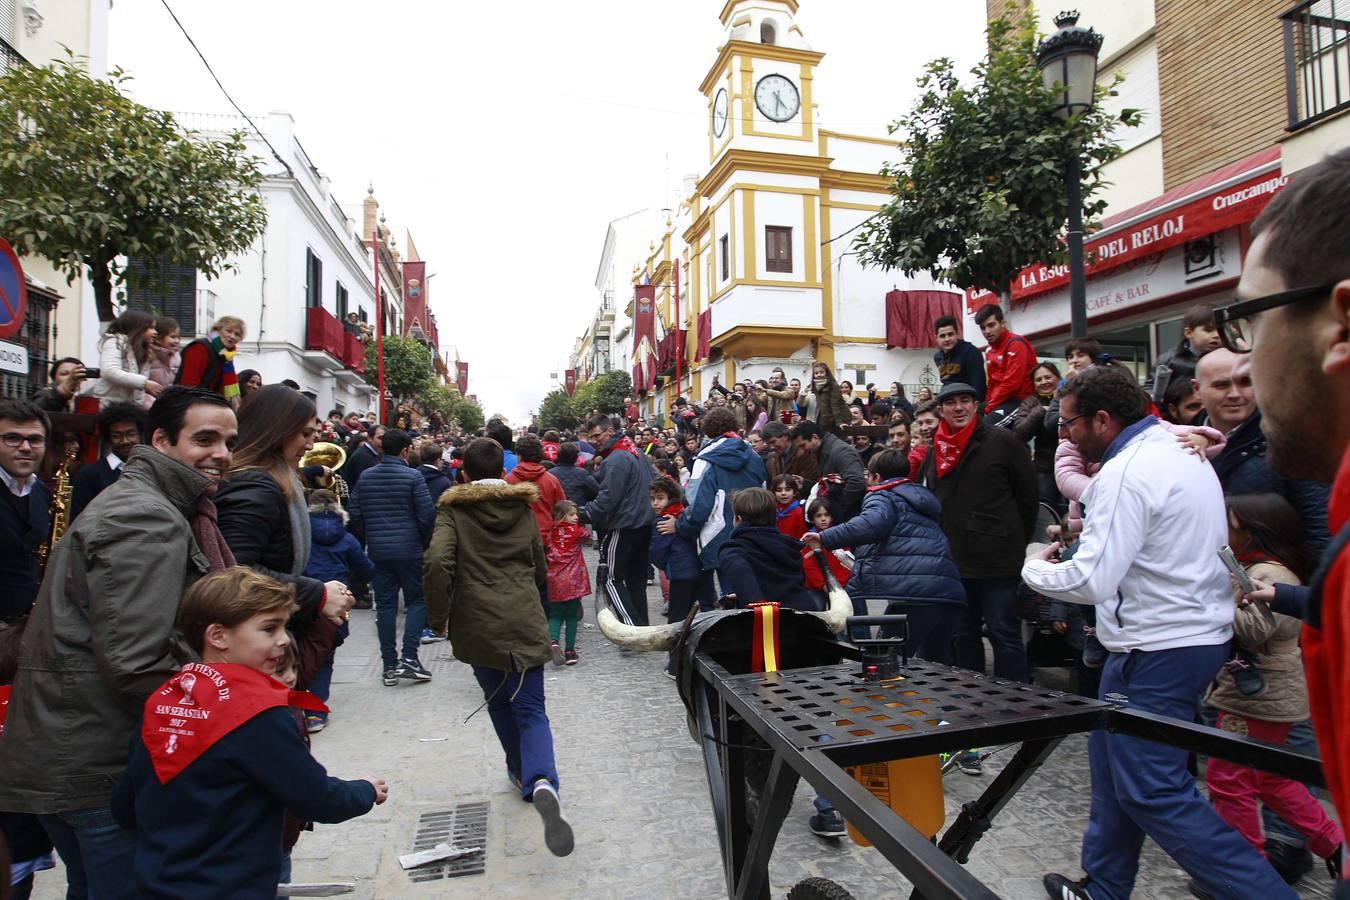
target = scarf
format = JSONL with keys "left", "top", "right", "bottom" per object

{"left": 210, "top": 332, "right": 239, "bottom": 402}
{"left": 866, "top": 477, "right": 909, "bottom": 493}
{"left": 142, "top": 663, "right": 327, "bottom": 784}
{"left": 192, "top": 494, "right": 237, "bottom": 572}
{"left": 286, "top": 472, "right": 311, "bottom": 576}
{"left": 776, "top": 499, "right": 801, "bottom": 520}
{"left": 933, "top": 416, "right": 978, "bottom": 478}
{"left": 602, "top": 435, "right": 641, "bottom": 458}
{"left": 660, "top": 501, "right": 686, "bottom": 520}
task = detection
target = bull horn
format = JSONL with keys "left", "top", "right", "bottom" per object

{"left": 597, "top": 608, "right": 684, "bottom": 651}
{"left": 811, "top": 550, "right": 852, "bottom": 634}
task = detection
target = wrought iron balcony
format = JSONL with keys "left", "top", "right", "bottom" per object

{"left": 1282, "top": 0, "right": 1350, "bottom": 129}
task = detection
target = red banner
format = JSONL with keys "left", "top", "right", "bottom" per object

{"left": 402, "top": 260, "right": 427, "bottom": 339}
{"left": 456, "top": 361, "right": 469, "bottom": 395}
{"left": 564, "top": 369, "right": 576, "bottom": 396}
{"left": 697, "top": 309, "right": 712, "bottom": 360}
{"left": 633, "top": 284, "right": 656, "bottom": 360}
{"left": 632, "top": 364, "right": 644, "bottom": 395}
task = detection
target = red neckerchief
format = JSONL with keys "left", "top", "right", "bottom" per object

{"left": 776, "top": 500, "right": 801, "bottom": 519}
{"left": 142, "top": 663, "right": 327, "bottom": 785}
{"left": 1236, "top": 548, "right": 1280, "bottom": 568}
{"left": 721, "top": 432, "right": 740, "bottom": 439}
{"left": 661, "top": 502, "right": 686, "bottom": 519}
{"left": 867, "top": 477, "right": 909, "bottom": 493}
{"left": 602, "top": 435, "right": 641, "bottom": 458}
{"left": 0, "top": 683, "right": 10, "bottom": 735}
{"left": 933, "top": 417, "right": 978, "bottom": 478}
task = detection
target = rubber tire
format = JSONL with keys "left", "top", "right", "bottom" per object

{"left": 786, "top": 876, "right": 857, "bottom": 900}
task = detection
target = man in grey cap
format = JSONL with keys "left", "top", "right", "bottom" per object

{"left": 917, "top": 381, "right": 1038, "bottom": 769}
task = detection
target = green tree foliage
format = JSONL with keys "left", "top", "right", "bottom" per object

{"left": 364, "top": 334, "right": 434, "bottom": 405}
{"left": 0, "top": 56, "right": 268, "bottom": 322}
{"left": 537, "top": 388, "right": 578, "bottom": 432}
{"left": 451, "top": 396, "right": 485, "bottom": 434}
{"left": 853, "top": 11, "right": 1141, "bottom": 299}
{"left": 569, "top": 370, "right": 632, "bottom": 420}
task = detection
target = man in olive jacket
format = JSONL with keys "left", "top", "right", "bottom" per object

{"left": 917, "top": 382, "right": 1037, "bottom": 683}
{"left": 0, "top": 387, "right": 238, "bottom": 898}
{"left": 423, "top": 437, "right": 573, "bottom": 858}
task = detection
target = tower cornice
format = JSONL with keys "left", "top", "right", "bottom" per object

{"left": 698, "top": 39, "right": 824, "bottom": 95}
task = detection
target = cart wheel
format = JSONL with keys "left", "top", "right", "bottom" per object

{"left": 786, "top": 876, "right": 856, "bottom": 900}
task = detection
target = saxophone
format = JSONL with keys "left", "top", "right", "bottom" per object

{"left": 38, "top": 443, "right": 78, "bottom": 578}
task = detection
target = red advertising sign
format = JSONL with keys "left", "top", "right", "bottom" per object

{"left": 564, "top": 369, "right": 576, "bottom": 396}
{"left": 456, "top": 361, "right": 469, "bottom": 396}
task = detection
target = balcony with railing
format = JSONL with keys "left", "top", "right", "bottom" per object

{"left": 1282, "top": 0, "right": 1350, "bottom": 129}
{"left": 305, "top": 306, "right": 371, "bottom": 382}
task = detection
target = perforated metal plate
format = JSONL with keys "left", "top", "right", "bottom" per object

{"left": 407, "top": 802, "right": 489, "bottom": 882}
{"left": 720, "top": 662, "right": 1107, "bottom": 751}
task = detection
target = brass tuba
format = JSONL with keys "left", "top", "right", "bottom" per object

{"left": 301, "top": 442, "right": 349, "bottom": 501}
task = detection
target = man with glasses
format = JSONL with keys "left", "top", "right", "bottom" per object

{"left": 1218, "top": 148, "right": 1350, "bottom": 898}
{"left": 579, "top": 413, "right": 654, "bottom": 626}
{"left": 0, "top": 400, "right": 52, "bottom": 621}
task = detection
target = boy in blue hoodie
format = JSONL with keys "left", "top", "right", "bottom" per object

{"left": 112, "top": 567, "right": 386, "bottom": 899}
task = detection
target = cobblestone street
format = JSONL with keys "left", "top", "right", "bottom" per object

{"left": 31, "top": 548, "right": 1339, "bottom": 899}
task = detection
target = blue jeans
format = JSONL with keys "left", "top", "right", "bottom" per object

{"left": 953, "top": 578, "right": 1028, "bottom": 681}
{"left": 1081, "top": 646, "right": 1295, "bottom": 900}
{"left": 38, "top": 807, "right": 137, "bottom": 900}
{"left": 471, "top": 665, "right": 559, "bottom": 799}
{"left": 372, "top": 558, "right": 427, "bottom": 669}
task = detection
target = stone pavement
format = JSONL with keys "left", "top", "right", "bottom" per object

{"left": 30, "top": 546, "right": 1340, "bottom": 899}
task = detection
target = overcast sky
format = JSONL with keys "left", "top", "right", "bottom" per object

{"left": 108, "top": 0, "right": 987, "bottom": 422}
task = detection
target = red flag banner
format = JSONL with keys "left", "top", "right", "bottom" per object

{"left": 697, "top": 309, "right": 712, "bottom": 361}
{"left": 564, "top": 369, "right": 577, "bottom": 396}
{"left": 885, "top": 290, "right": 963, "bottom": 349}
{"left": 632, "top": 364, "right": 644, "bottom": 395}
{"left": 633, "top": 284, "right": 656, "bottom": 360}
{"left": 456, "top": 361, "right": 469, "bottom": 395}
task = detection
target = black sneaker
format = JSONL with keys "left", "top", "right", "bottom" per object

{"left": 1043, "top": 873, "right": 1094, "bottom": 899}
{"left": 1224, "top": 656, "right": 1266, "bottom": 697}
{"left": 808, "top": 809, "right": 846, "bottom": 838}
{"left": 398, "top": 659, "right": 433, "bottom": 682}
{"left": 531, "top": 780, "right": 574, "bottom": 857}
{"left": 382, "top": 668, "right": 400, "bottom": 686}
{"left": 1325, "top": 842, "right": 1342, "bottom": 881}
{"left": 1265, "top": 839, "right": 1313, "bottom": 884}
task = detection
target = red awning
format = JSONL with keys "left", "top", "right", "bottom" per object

{"left": 967, "top": 146, "right": 1284, "bottom": 310}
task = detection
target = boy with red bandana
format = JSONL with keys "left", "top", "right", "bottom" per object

{"left": 112, "top": 568, "right": 386, "bottom": 899}
{"left": 974, "top": 303, "right": 1037, "bottom": 425}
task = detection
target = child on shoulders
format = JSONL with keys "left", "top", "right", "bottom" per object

{"left": 112, "top": 567, "right": 386, "bottom": 900}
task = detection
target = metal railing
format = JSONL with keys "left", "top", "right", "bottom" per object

{"left": 1, "top": 34, "right": 26, "bottom": 73}
{"left": 1282, "top": 0, "right": 1350, "bottom": 129}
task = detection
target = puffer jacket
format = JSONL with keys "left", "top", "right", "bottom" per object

{"left": 551, "top": 462, "right": 600, "bottom": 506}
{"left": 1206, "top": 560, "right": 1309, "bottom": 722}
{"left": 419, "top": 464, "right": 452, "bottom": 504}
{"left": 818, "top": 479, "right": 965, "bottom": 609}
{"left": 349, "top": 456, "right": 435, "bottom": 561}
{"left": 582, "top": 434, "right": 655, "bottom": 531}
{"left": 717, "top": 524, "right": 818, "bottom": 612}
{"left": 215, "top": 470, "right": 325, "bottom": 618}
{"left": 676, "top": 436, "right": 767, "bottom": 569}
{"left": 90, "top": 333, "right": 152, "bottom": 408}
{"left": 649, "top": 502, "right": 702, "bottom": 582}
{"left": 0, "top": 447, "right": 211, "bottom": 813}
{"left": 423, "top": 481, "right": 550, "bottom": 670}
{"left": 304, "top": 500, "right": 374, "bottom": 586}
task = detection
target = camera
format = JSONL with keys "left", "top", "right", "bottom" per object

{"left": 82, "top": 367, "right": 101, "bottom": 380}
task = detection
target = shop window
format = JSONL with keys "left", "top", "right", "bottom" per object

{"left": 766, "top": 226, "right": 792, "bottom": 273}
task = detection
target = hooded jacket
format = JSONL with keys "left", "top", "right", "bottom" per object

{"left": 716, "top": 524, "right": 818, "bottom": 612}
{"left": 650, "top": 502, "right": 703, "bottom": 582}
{"left": 582, "top": 434, "right": 654, "bottom": 532}
{"left": 419, "top": 463, "right": 452, "bottom": 505}
{"left": 0, "top": 447, "right": 211, "bottom": 813}
{"left": 550, "top": 461, "right": 600, "bottom": 506}
{"left": 676, "top": 436, "right": 767, "bottom": 569}
{"left": 423, "top": 481, "right": 551, "bottom": 670}
{"left": 818, "top": 480, "right": 965, "bottom": 609}
{"left": 506, "top": 460, "right": 566, "bottom": 539}
{"left": 303, "top": 496, "right": 374, "bottom": 586}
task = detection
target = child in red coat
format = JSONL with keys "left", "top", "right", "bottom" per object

{"left": 801, "top": 499, "right": 853, "bottom": 592}
{"left": 772, "top": 474, "right": 808, "bottom": 540}
{"left": 545, "top": 501, "right": 590, "bottom": 666}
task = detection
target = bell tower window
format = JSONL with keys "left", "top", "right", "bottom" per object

{"left": 760, "top": 20, "right": 777, "bottom": 45}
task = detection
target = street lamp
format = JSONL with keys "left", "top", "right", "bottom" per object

{"left": 1037, "top": 11, "right": 1103, "bottom": 339}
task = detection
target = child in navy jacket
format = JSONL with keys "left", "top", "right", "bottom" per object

{"left": 649, "top": 477, "right": 715, "bottom": 676}
{"left": 112, "top": 568, "right": 387, "bottom": 899}
{"left": 716, "top": 487, "right": 818, "bottom": 612}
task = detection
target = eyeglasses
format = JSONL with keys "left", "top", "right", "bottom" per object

{"left": 1213, "top": 282, "right": 1334, "bottom": 354}
{"left": 1056, "top": 412, "right": 1090, "bottom": 431}
{"left": 1, "top": 432, "right": 46, "bottom": 449}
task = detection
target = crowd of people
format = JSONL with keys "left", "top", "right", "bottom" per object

{"left": 0, "top": 149, "right": 1348, "bottom": 899}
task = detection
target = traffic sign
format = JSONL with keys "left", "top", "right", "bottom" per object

{"left": 0, "top": 237, "right": 28, "bottom": 340}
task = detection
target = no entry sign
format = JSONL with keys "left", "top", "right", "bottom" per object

{"left": 0, "top": 237, "right": 27, "bottom": 341}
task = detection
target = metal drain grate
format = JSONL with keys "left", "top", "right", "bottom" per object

{"left": 407, "top": 801, "right": 489, "bottom": 882}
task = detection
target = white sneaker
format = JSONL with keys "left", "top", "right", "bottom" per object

{"left": 531, "top": 780, "right": 574, "bottom": 857}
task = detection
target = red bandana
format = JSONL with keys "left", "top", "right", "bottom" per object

{"left": 933, "top": 417, "right": 978, "bottom": 478}
{"left": 603, "top": 435, "right": 641, "bottom": 458}
{"left": 661, "top": 501, "right": 686, "bottom": 519}
{"left": 142, "top": 663, "right": 327, "bottom": 784}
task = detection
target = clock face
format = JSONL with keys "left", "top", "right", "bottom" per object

{"left": 713, "top": 88, "right": 729, "bottom": 138}
{"left": 754, "top": 74, "right": 800, "bottom": 123}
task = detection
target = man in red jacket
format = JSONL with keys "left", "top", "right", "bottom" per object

{"left": 975, "top": 303, "right": 1036, "bottom": 427}
{"left": 1236, "top": 148, "right": 1350, "bottom": 899}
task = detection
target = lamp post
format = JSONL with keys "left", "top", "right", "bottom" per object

{"left": 1037, "top": 11, "right": 1103, "bottom": 339}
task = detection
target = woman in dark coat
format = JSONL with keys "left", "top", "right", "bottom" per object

{"left": 215, "top": 385, "right": 353, "bottom": 635}
{"left": 1013, "top": 362, "right": 1064, "bottom": 512}
{"left": 801, "top": 361, "right": 852, "bottom": 436}
{"left": 803, "top": 448, "right": 964, "bottom": 661}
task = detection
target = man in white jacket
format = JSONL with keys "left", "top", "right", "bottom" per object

{"left": 1024, "top": 366, "right": 1294, "bottom": 900}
